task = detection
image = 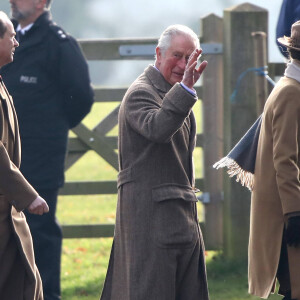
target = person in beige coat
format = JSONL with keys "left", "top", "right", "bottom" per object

{"left": 249, "top": 21, "right": 300, "bottom": 300}
{"left": 100, "top": 25, "right": 209, "bottom": 300}
{"left": 0, "top": 11, "right": 49, "bottom": 300}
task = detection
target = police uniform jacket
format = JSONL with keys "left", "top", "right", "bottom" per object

{"left": 100, "top": 65, "right": 209, "bottom": 300}
{"left": 0, "top": 12, "right": 94, "bottom": 190}
{"left": 0, "top": 77, "right": 43, "bottom": 300}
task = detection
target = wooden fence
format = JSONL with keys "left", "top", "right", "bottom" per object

{"left": 58, "top": 13, "right": 223, "bottom": 250}
{"left": 58, "top": 2, "right": 286, "bottom": 255}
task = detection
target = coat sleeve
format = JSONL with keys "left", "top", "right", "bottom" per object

{"left": 124, "top": 83, "right": 197, "bottom": 143}
{"left": 57, "top": 35, "right": 94, "bottom": 128}
{"left": 0, "top": 141, "right": 38, "bottom": 212}
{"left": 272, "top": 85, "right": 300, "bottom": 214}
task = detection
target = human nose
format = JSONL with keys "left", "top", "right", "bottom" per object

{"left": 14, "top": 38, "right": 19, "bottom": 48}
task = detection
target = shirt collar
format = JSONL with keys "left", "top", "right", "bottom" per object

{"left": 153, "top": 64, "right": 160, "bottom": 72}
{"left": 17, "top": 23, "right": 34, "bottom": 35}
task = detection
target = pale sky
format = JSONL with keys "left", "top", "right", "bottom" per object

{"left": 87, "top": 0, "right": 284, "bottom": 62}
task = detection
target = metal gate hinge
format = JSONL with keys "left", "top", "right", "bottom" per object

{"left": 197, "top": 192, "right": 210, "bottom": 204}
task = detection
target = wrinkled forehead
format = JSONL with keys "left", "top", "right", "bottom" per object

{"left": 168, "top": 34, "right": 197, "bottom": 53}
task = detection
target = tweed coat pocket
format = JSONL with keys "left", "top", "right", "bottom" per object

{"left": 151, "top": 184, "right": 198, "bottom": 248}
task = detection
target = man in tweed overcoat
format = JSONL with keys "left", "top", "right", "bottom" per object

{"left": 0, "top": 11, "right": 49, "bottom": 300}
{"left": 100, "top": 25, "right": 209, "bottom": 300}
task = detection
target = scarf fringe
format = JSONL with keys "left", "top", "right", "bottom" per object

{"left": 213, "top": 157, "right": 254, "bottom": 191}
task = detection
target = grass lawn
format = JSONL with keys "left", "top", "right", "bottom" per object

{"left": 56, "top": 101, "right": 282, "bottom": 300}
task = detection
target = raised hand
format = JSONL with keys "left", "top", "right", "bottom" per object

{"left": 182, "top": 49, "right": 208, "bottom": 89}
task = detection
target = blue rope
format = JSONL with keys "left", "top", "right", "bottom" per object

{"left": 230, "top": 66, "right": 276, "bottom": 102}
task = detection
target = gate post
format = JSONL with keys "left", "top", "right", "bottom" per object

{"left": 223, "top": 3, "right": 268, "bottom": 259}
{"left": 252, "top": 31, "right": 268, "bottom": 115}
{"left": 201, "top": 14, "right": 224, "bottom": 250}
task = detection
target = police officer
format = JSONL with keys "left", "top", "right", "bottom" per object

{"left": 0, "top": 1, "right": 94, "bottom": 300}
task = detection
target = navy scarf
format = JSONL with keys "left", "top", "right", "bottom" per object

{"left": 213, "top": 115, "right": 262, "bottom": 190}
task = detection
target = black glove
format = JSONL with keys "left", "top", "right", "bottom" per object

{"left": 286, "top": 216, "right": 300, "bottom": 247}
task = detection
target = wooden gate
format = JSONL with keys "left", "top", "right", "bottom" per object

{"left": 58, "top": 13, "right": 224, "bottom": 250}
{"left": 59, "top": 3, "right": 286, "bottom": 254}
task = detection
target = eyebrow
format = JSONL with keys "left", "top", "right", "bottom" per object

{"left": 173, "top": 51, "right": 191, "bottom": 59}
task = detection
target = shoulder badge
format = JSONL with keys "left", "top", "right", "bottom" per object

{"left": 49, "top": 23, "right": 69, "bottom": 41}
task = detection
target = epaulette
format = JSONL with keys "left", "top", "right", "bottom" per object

{"left": 49, "top": 23, "right": 69, "bottom": 41}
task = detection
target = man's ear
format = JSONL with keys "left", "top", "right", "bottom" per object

{"left": 156, "top": 47, "right": 162, "bottom": 64}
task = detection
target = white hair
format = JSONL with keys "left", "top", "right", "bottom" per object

{"left": 157, "top": 24, "right": 200, "bottom": 56}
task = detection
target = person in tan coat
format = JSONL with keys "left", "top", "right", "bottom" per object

{"left": 249, "top": 21, "right": 300, "bottom": 300}
{"left": 100, "top": 25, "right": 209, "bottom": 300}
{"left": 0, "top": 11, "right": 49, "bottom": 300}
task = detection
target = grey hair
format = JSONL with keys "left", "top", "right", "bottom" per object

{"left": 157, "top": 24, "right": 200, "bottom": 56}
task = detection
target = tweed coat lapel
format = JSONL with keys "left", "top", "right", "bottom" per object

{"left": 145, "top": 65, "right": 173, "bottom": 98}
